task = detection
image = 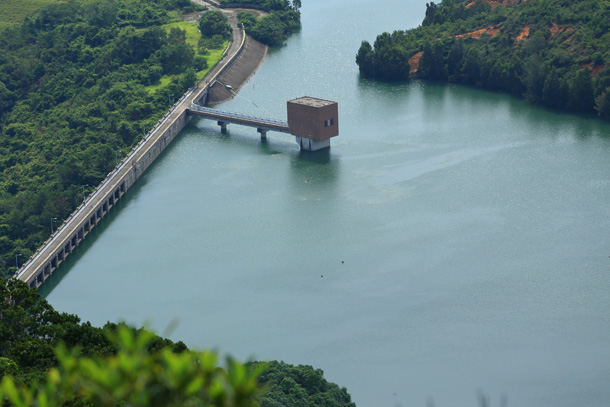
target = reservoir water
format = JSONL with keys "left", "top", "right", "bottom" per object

{"left": 44, "top": 0, "right": 610, "bottom": 406}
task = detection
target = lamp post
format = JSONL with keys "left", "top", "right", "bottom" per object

{"left": 51, "top": 217, "right": 58, "bottom": 234}
{"left": 82, "top": 184, "right": 89, "bottom": 201}
{"left": 15, "top": 253, "right": 22, "bottom": 270}
{"left": 169, "top": 94, "right": 174, "bottom": 107}
{"left": 115, "top": 150, "right": 122, "bottom": 167}
{"left": 142, "top": 121, "right": 149, "bottom": 137}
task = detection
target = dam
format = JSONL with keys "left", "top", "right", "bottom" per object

{"left": 14, "top": 23, "right": 339, "bottom": 289}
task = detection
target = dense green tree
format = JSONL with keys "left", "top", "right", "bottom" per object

{"left": 447, "top": 37, "right": 465, "bottom": 80}
{"left": 542, "top": 67, "right": 568, "bottom": 109}
{"left": 462, "top": 47, "right": 482, "bottom": 85}
{"left": 252, "top": 360, "right": 356, "bottom": 407}
{"left": 199, "top": 10, "right": 232, "bottom": 39}
{"left": 594, "top": 88, "right": 610, "bottom": 117}
{"left": 1, "top": 321, "right": 262, "bottom": 407}
{"left": 158, "top": 27, "right": 195, "bottom": 74}
{"left": 237, "top": 3, "right": 300, "bottom": 46}
{"left": 356, "top": 41, "right": 375, "bottom": 77}
{"left": 420, "top": 41, "right": 446, "bottom": 80}
{"left": 237, "top": 11, "right": 258, "bottom": 32}
{"left": 249, "top": 14, "right": 286, "bottom": 46}
{"left": 0, "top": 80, "right": 17, "bottom": 115}
{"left": 568, "top": 67, "right": 594, "bottom": 112}
{"left": 522, "top": 56, "right": 547, "bottom": 103}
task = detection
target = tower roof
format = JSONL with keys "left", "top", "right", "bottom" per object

{"left": 288, "top": 96, "right": 336, "bottom": 108}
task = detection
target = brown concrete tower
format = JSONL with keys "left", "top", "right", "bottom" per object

{"left": 287, "top": 97, "right": 339, "bottom": 151}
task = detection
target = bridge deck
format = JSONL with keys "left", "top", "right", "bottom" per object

{"left": 187, "top": 104, "right": 291, "bottom": 133}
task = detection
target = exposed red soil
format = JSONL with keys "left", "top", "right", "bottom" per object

{"left": 455, "top": 26, "right": 501, "bottom": 39}
{"left": 465, "top": 0, "right": 520, "bottom": 8}
{"left": 408, "top": 51, "right": 423, "bottom": 74}
{"left": 579, "top": 63, "right": 605, "bottom": 76}
{"left": 515, "top": 26, "right": 530, "bottom": 42}
{"left": 550, "top": 25, "right": 573, "bottom": 36}
{"left": 592, "top": 65, "right": 604, "bottom": 76}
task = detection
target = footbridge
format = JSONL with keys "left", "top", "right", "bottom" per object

{"left": 187, "top": 103, "right": 290, "bottom": 138}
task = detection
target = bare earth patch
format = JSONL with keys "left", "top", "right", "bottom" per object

{"left": 465, "top": 0, "right": 521, "bottom": 8}
{"left": 515, "top": 26, "right": 530, "bottom": 42}
{"left": 455, "top": 26, "right": 501, "bottom": 39}
{"left": 579, "top": 63, "right": 605, "bottom": 76}
{"left": 408, "top": 51, "right": 423, "bottom": 75}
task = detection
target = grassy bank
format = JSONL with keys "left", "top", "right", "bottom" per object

{"left": 145, "top": 20, "right": 229, "bottom": 93}
{"left": 0, "top": 0, "right": 55, "bottom": 30}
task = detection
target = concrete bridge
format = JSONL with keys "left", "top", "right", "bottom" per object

{"left": 188, "top": 103, "right": 290, "bottom": 139}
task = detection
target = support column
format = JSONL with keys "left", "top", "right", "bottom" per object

{"left": 217, "top": 121, "right": 227, "bottom": 133}
{"left": 295, "top": 136, "right": 331, "bottom": 151}
{"left": 257, "top": 128, "right": 267, "bottom": 140}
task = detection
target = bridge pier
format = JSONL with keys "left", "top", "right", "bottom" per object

{"left": 257, "top": 128, "right": 267, "bottom": 140}
{"left": 295, "top": 136, "right": 331, "bottom": 152}
{"left": 218, "top": 120, "right": 227, "bottom": 133}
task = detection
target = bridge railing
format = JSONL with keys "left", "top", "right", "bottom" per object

{"left": 189, "top": 103, "right": 289, "bottom": 127}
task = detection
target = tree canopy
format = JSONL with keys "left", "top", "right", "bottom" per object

{"left": 236, "top": 1, "right": 301, "bottom": 47}
{"left": 199, "top": 10, "right": 232, "bottom": 39}
{"left": 217, "top": 0, "right": 301, "bottom": 12}
{"left": 356, "top": 0, "right": 610, "bottom": 117}
{"left": 253, "top": 361, "right": 355, "bottom": 407}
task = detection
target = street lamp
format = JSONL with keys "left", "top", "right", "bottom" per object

{"left": 15, "top": 253, "right": 22, "bottom": 270}
{"left": 142, "top": 121, "right": 149, "bottom": 137}
{"left": 82, "top": 184, "right": 89, "bottom": 201}
{"left": 115, "top": 150, "right": 122, "bottom": 166}
{"left": 169, "top": 93, "right": 174, "bottom": 107}
{"left": 51, "top": 217, "right": 58, "bottom": 234}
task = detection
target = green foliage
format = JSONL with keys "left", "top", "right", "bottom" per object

{"left": 236, "top": 5, "right": 300, "bottom": 46}
{"left": 0, "top": 280, "right": 185, "bottom": 384}
{"left": 200, "top": 34, "right": 228, "bottom": 51}
{"left": 237, "top": 11, "right": 258, "bottom": 32}
{"left": 200, "top": 10, "right": 232, "bottom": 39}
{"left": 0, "top": 0, "right": 55, "bottom": 31}
{"left": 251, "top": 361, "right": 356, "bottom": 407}
{"left": 356, "top": 0, "right": 610, "bottom": 116}
{"left": 594, "top": 87, "right": 610, "bottom": 117}
{"left": 0, "top": 0, "right": 215, "bottom": 281}
{"left": 216, "top": 0, "right": 301, "bottom": 11}
{"left": 0, "top": 324, "right": 263, "bottom": 407}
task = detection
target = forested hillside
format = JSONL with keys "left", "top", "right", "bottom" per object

{"left": 356, "top": 0, "right": 610, "bottom": 117}
{"left": 0, "top": 0, "right": 215, "bottom": 280}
